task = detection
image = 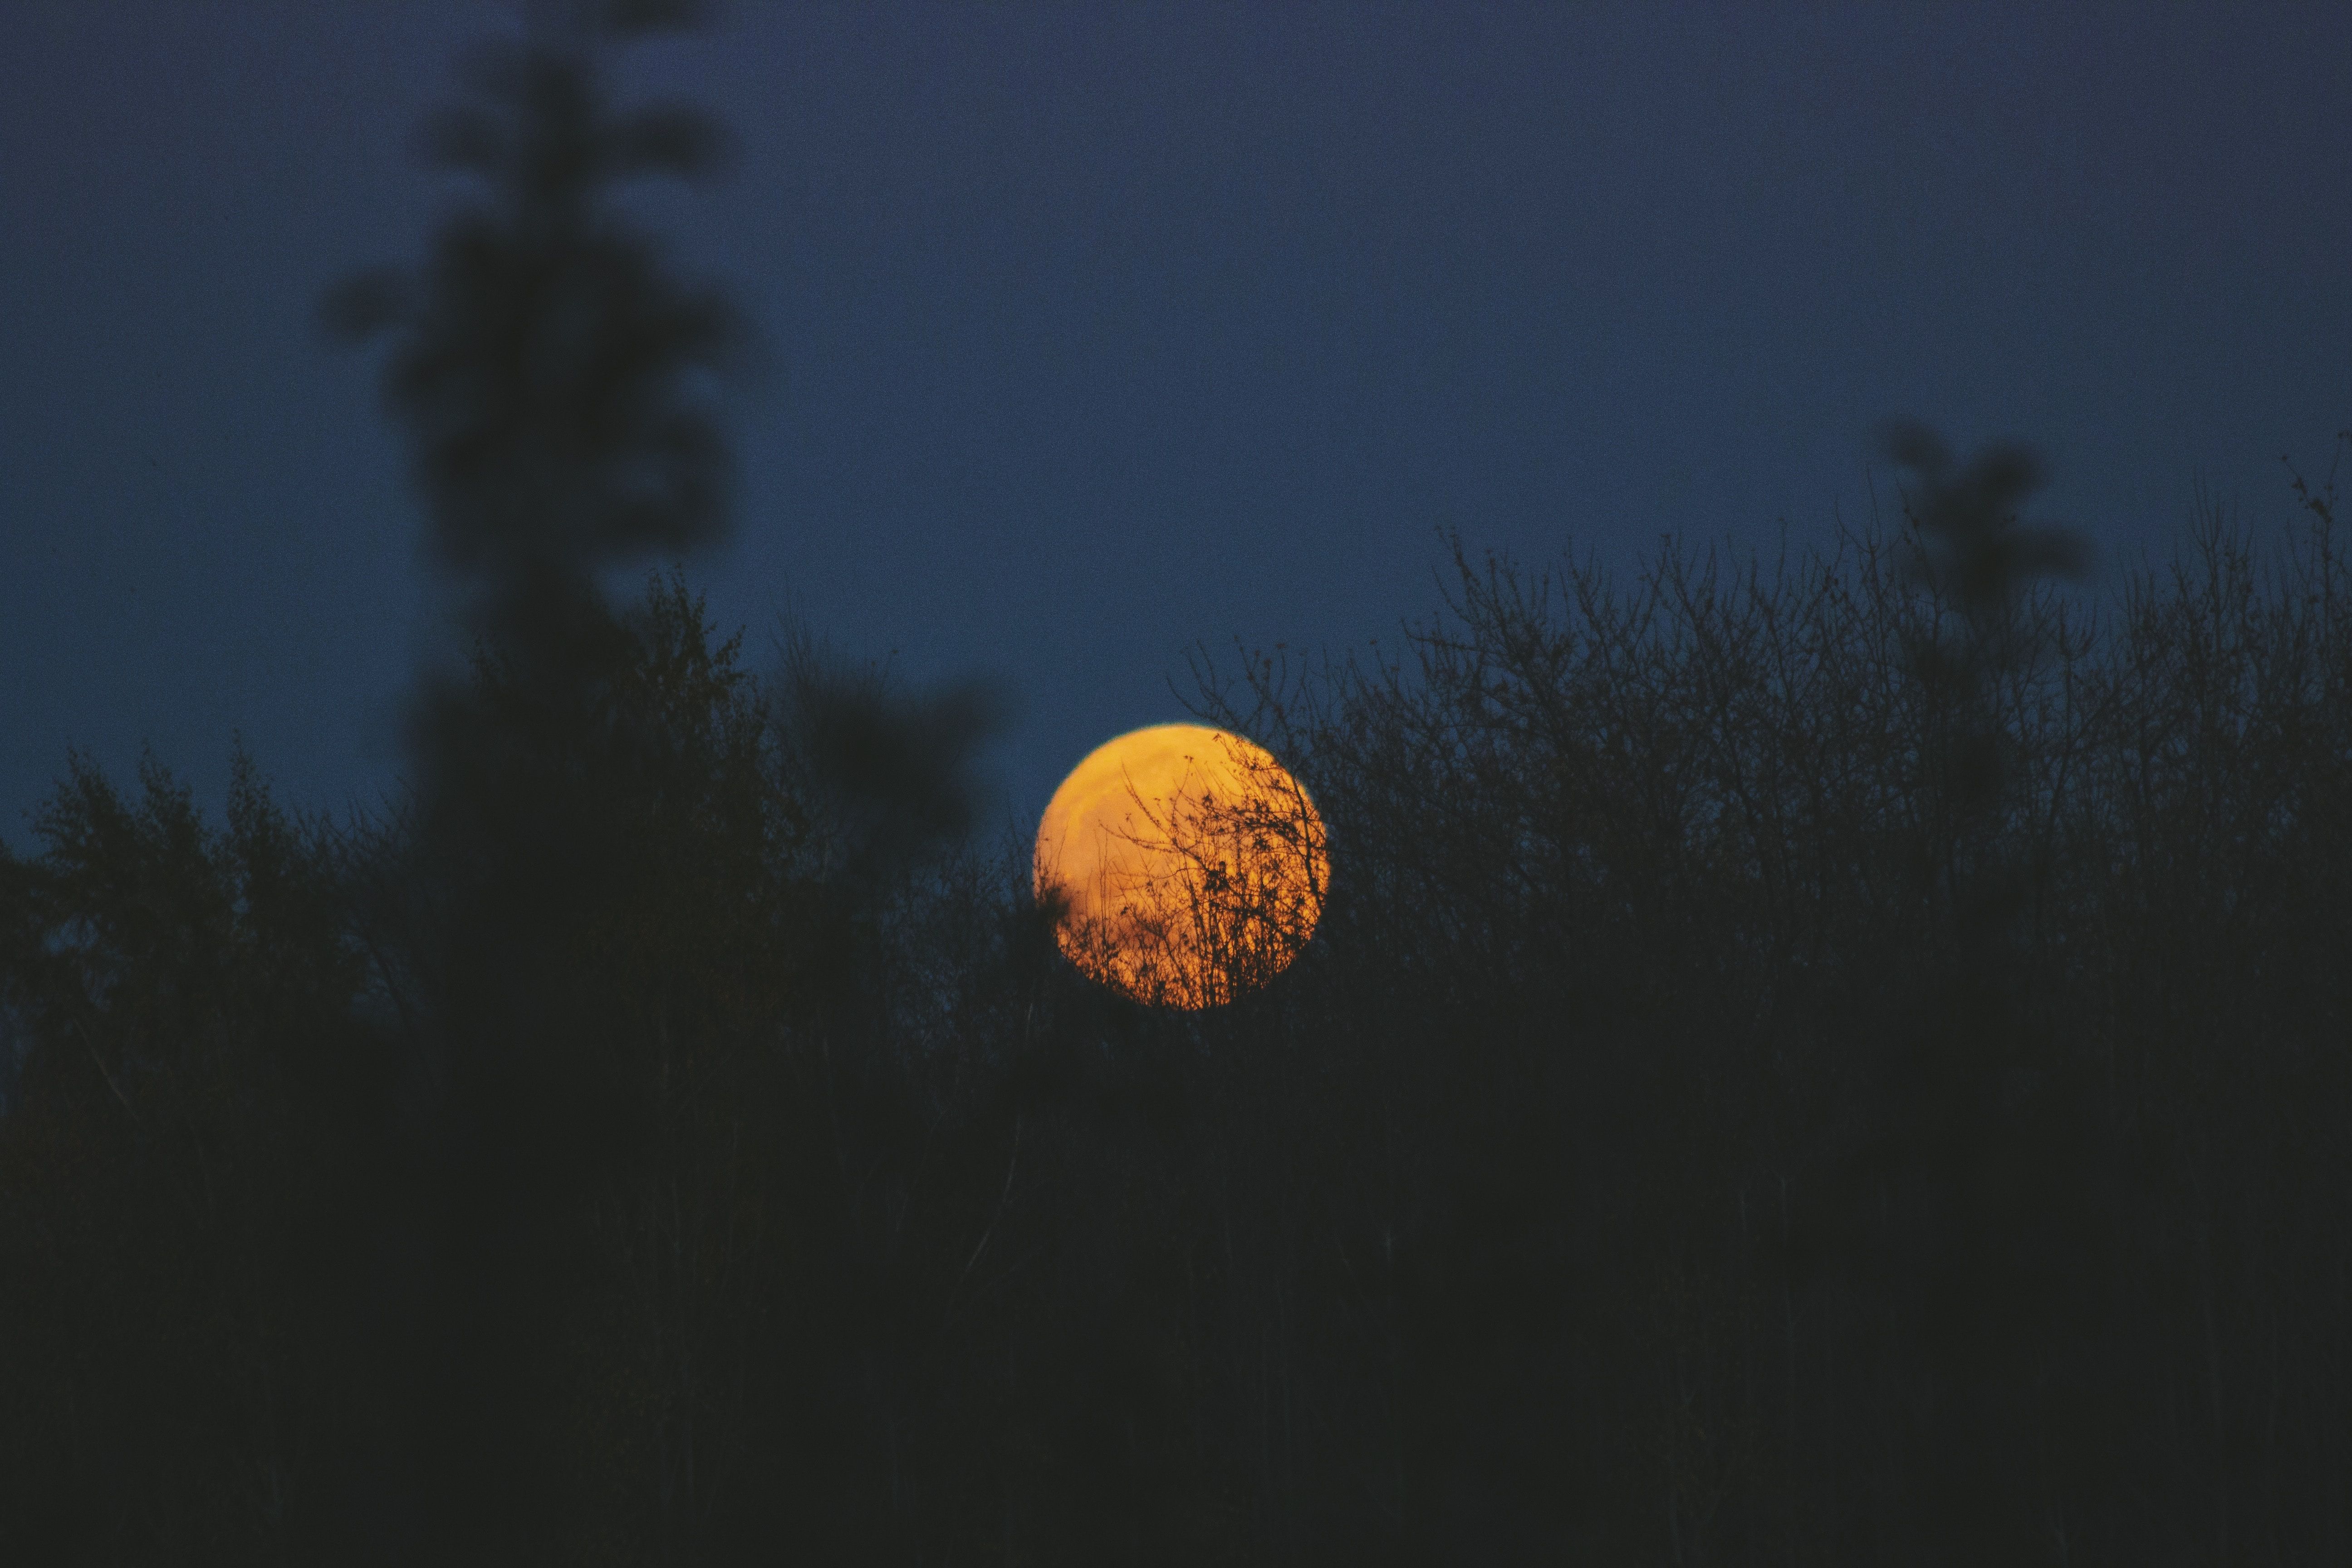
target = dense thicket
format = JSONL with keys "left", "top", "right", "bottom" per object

{"left": 8, "top": 471, "right": 2346, "bottom": 1564}
{"left": 4, "top": 11, "right": 2346, "bottom": 1564}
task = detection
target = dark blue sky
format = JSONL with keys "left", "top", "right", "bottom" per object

{"left": 6, "top": 2, "right": 2350, "bottom": 845}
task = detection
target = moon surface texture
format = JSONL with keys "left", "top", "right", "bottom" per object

{"left": 1035, "top": 723, "right": 1329, "bottom": 1009}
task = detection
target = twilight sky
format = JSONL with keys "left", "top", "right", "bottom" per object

{"left": 5, "top": 2, "right": 2350, "bottom": 845}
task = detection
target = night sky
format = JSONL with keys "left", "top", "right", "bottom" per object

{"left": 7, "top": 1, "right": 2350, "bottom": 846}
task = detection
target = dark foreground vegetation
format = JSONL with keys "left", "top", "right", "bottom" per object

{"left": 4, "top": 9, "right": 2347, "bottom": 1565}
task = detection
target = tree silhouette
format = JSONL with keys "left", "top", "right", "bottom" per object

{"left": 1863, "top": 424, "right": 2103, "bottom": 1563}
{"left": 322, "top": 5, "right": 764, "bottom": 1557}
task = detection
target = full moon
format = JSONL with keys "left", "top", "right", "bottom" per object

{"left": 1035, "top": 723, "right": 1329, "bottom": 1009}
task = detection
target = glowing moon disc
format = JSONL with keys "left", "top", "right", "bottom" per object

{"left": 1035, "top": 723, "right": 1328, "bottom": 1009}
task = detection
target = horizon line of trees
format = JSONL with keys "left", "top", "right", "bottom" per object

{"left": 5, "top": 453, "right": 2346, "bottom": 1563}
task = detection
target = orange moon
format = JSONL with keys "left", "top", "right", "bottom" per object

{"left": 1034, "top": 723, "right": 1328, "bottom": 1009}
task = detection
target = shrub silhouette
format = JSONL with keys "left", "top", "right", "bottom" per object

{"left": 10, "top": 445, "right": 2350, "bottom": 1563}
